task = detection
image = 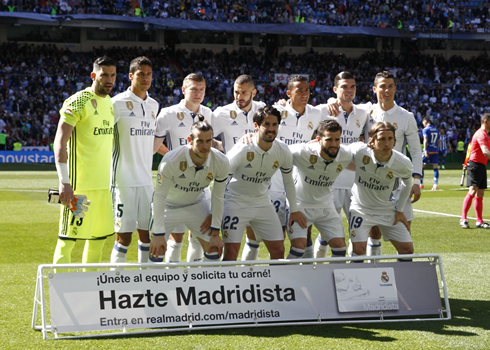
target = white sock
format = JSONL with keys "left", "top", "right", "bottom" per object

{"left": 330, "top": 247, "right": 347, "bottom": 262}
{"left": 351, "top": 252, "right": 364, "bottom": 263}
{"left": 165, "top": 240, "right": 183, "bottom": 263}
{"left": 187, "top": 235, "right": 203, "bottom": 262}
{"left": 314, "top": 236, "right": 328, "bottom": 258}
{"left": 138, "top": 241, "right": 150, "bottom": 263}
{"left": 303, "top": 240, "right": 314, "bottom": 258}
{"left": 241, "top": 238, "right": 260, "bottom": 260}
{"left": 110, "top": 242, "right": 128, "bottom": 263}
{"left": 149, "top": 255, "right": 164, "bottom": 262}
{"left": 203, "top": 251, "right": 220, "bottom": 262}
{"left": 287, "top": 246, "right": 305, "bottom": 259}
{"left": 347, "top": 239, "right": 353, "bottom": 257}
{"left": 367, "top": 237, "right": 382, "bottom": 256}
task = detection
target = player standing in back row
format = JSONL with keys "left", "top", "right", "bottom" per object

{"left": 52, "top": 56, "right": 116, "bottom": 265}
{"left": 421, "top": 117, "right": 440, "bottom": 190}
{"left": 110, "top": 56, "right": 159, "bottom": 265}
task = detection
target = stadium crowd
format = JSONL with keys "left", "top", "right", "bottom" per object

{"left": 0, "top": 42, "right": 488, "bottom": 151}
{"left": 1, "top": 0, "right": 489, "bottom": 32}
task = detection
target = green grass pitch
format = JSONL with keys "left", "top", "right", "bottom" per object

{"left": 0, "top": 169, "right": 489, "bottom": 349}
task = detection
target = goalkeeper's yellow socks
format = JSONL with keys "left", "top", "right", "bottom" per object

{"left": 82, "top": 238, "right": 107, "bottom": 270}
{"left": 53, "top": 238, "right": 76, "bottom": 264}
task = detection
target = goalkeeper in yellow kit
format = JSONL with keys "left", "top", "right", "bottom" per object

{"left": 52, "top": 56, "right": 117, "bottom": 264}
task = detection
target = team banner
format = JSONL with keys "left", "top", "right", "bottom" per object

{"left": 48, "top": 262, "right": 443, "bottom": 333}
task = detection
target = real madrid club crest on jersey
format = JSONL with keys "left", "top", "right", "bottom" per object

{"left": 337, "top": 164, "right": 343, "bottom": 173}
{"left": 362, "top": 155, "right": 370, "bottom": 165}
{"left": 230, "top": 111, "right": 237, "bottom": 120}
{"left": 309, "top": 154, "right": 317, "bottom": 165}
{"left": 126, "top": 101, "right": 133, "bottom": 111}
{"left": 207, "top": 173, "right": 214, "bottom": 182}
{"left": 356, "top": 119, "right": 360, "bottom": 128}
{"left": 180, "top": 161, "right": 187, "bottom": 172}
{"left": 273, "top": 161, "right": 279, "bottom": 169}
{"left": 386, "top": 171, "right": 393, "bottom": 180}
{"left": 307, "top": 121, "right": 313, "bottom": 130}
{"left": 247, "top": 152, "right": 254, "bottom": 162}
{"left": 177, "top": 112, "right": 184, "bottom": 121}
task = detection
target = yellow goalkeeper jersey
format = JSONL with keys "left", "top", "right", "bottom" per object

{"left": 59, "top": 88, "right": 114, "bottom": 191}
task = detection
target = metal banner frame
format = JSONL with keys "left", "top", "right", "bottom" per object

{"left": 32, "top": 254, "right": 451, "bottom": 340}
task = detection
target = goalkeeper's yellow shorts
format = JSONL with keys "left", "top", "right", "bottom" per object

{"left": 58, "top": 189, "right": 114, "bottom": 240}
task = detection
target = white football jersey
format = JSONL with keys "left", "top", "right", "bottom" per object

{"left": 155, "top": 100, "right": 214, "bottom": 150}
{"left": 349, "top": 143, "right": 412, "bottom": 215}
{"left": 290, "top": 143, "right": 353, "bottom": 207}
{"left": 369, "top": 102, "right": 422, "bottom": 177}
{"left": 225, "top": 137, "right": 293, "bottom": 207}
{"left": 317, "top": 103, "right": 371, "bottom": 190}
{"left": 271, "top": 102, "right": 330, "bottom": 191}
{"left": 111, "top": 88, "right": 159, "bottom": 187}
{"left": 213, "top": 100, "right": 265, "bottom": 153}
{"left": 152, "top": 146, "right": 229, "bottom": 233}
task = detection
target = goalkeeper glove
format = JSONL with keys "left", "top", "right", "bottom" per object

{"left": 48, "top": 189, "right": 91, "bottom": 219}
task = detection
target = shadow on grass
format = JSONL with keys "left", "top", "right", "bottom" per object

{"left": 68, "top": 298, "right": 488, "bottom": 342}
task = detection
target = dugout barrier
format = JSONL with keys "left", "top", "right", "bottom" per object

{"left": 32, "top": 254, "right": 451, "bottom": 340}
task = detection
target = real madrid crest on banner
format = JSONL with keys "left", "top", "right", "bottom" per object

{"left": 91, "top": 99, "right": 97, "bottom": 109}
{"left": 281, "top": 111, "right": 288, "bottom": 120}
{"left": 362, "top": 155, "right": 370, "bottom": 165}
{"left": 309, "top": 154, "right": 317, "bottom": 164}
{"left": 307, "top": 121, "right": 313, "bottom": 130}
{"left": 247, "top": 152, "right": 254, "bottom": 162}
{"left": 230, "top": 111, "right": 237, "bottom": 120}
{"left": 207, "top": 173, "right": 214, "bottom": 181}
{"left": 180, "top": 161, "right": 187, "bottom": 172}
{"left": 273, "top": 161, "right": 279, "bottom": 169}
{"left": 393, "top": 122, "right": 398, "bottom": 130}
{"left": 386, "top": 171, "right": 393, "bottom": 180}
{"left": 337, "top": 164, "right": 343, "bottom": 173}
{"left": 356, "top": 119, "right": 360, "bottom": 128}
{"left": 177, "top": 112, "right": 184, "bottom": 121}
{"left": 381, "top": 271, "right": 390, "bottom": 283}
{"left": 126, "top": 101, "right": 134, "bottom": 111}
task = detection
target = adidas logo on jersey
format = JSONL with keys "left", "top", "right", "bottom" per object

{"left": 360, "top": 166, "right": 366, "bottom": 172}
{"left": 94, "top": 110, "right": 99, "bottom": 115}
{"left": 179, "top": 174, "right": 186, "bottom": 179}
{"left": 308, "top": 165, "right": 315, "bottom": 170}
{"left": 178, "top": 122, "right": 186, "bottom": 127}
{"left": 232, "top": 121, "right": 238, "bottom": 126}
{"left": 281, "top": 121, "right": 286, "bottom": 126}
{"left": 129, "top": 112, "right": 136, "bottom": 117}
{"left": 245, "top": 163, "right": 253, "bottom": 168}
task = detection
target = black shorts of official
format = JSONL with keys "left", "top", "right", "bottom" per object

{"left": 467, "top": 160, "right": 487, "bottom": 189}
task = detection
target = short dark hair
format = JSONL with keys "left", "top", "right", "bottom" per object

{"left": 253, "top": 106, "right": 281, "bottom": 126}
{"left": 189, "top": 118, "right": 213, "bottom": 139}
{"left": 93, "top": 56, "right": 116, "bottom": 71}
{"left": 422, "top": 117, "right": 432, "bottom": 125}
{"left": 235, "top": 74, "right": 255, "bottom": 87}
{"left": 317, "top": 119, "right": 342, "bottom": 136}
{"left": 129, "top": 56, "right": 152, "bottom": 74}
{"left": 368, "top": 121, "right": 396, "bottom": 147}
{"left": 374, "top": 71, "right": 395, "bottom": 87}
{"left": 287, "top": 75, "right": 308, "bottom": 90}
{"left": 334, "top": 71, "right": 355, "bottom": 87}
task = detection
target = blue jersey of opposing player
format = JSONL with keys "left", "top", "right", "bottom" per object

{"left": 423, "top": 124, "right": 440, "bottom": 154}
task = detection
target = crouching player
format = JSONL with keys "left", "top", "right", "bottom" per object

{"left": 349, "top": 122, "right": 414, "bottom": 261}
{"left": 149, "top": 120, "right": 230, "bottom": 262}
{"left": 288, "top": 119, "right": 351, "bottom": 259}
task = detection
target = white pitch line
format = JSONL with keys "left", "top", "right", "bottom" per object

{"left": 414, "top": 209, "right": 483, "bottom": 221}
